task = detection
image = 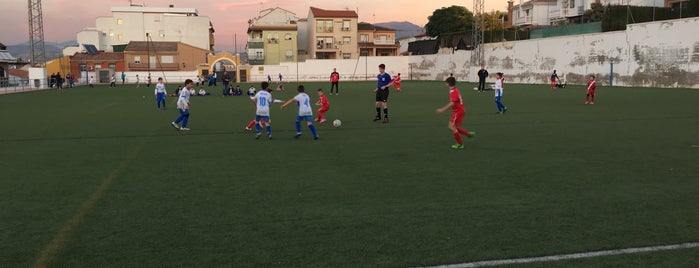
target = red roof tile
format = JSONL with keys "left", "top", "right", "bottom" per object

{"left": 8, "top": 69, "right": 28, "bottom": 78}
{"left": 70, "top": 52, "right": 124, "bottom": 61}
{"left": 310, "top": 7, "right": 358, "bottom": 18}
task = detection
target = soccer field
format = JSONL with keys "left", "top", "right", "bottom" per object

{"left": 1, "top": 81, "right": 698, "bottom": 267}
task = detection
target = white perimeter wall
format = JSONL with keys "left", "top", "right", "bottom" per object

{"left": 132, "top": 17, "right": 699, "bottom": 88}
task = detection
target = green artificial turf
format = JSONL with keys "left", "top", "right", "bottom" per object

{"left": 0, "top": 81, "right": 697, "bottom": 267}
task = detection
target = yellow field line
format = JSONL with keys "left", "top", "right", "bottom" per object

{"left": 31, "top": 146, "right": 142, "bottom": 268}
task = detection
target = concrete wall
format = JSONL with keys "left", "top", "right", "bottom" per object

{"left": 122, "top": 18, "right": 698, "bottom": 88}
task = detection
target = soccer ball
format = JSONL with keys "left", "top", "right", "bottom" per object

{"left": 332, "top": 119, "right": 342, "bottom": 127}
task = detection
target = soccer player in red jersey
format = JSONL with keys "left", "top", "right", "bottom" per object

{"left": 315, "top": 88, "right": 330, "bottom": 123}
{"left": 550, "top": 70, "right": 559, "bottom": 88}
{"left": 585, "top": 75, "right": 597, "bottom": 105}
{"left": 436, "top": 77, "right": 475, "bottom": 149}
{"left": 392, "top": 73, "right": 402, "bottom": 92}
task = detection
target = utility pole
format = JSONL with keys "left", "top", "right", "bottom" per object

{"left": 27, "top": 0, "right": 46, "bottom": 67}
{"left": 473, "top": 0, "right": 484, "bottom": 66}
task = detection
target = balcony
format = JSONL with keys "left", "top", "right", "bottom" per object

{"left": 514, "top": 16, "right": 533, "bottom": 26}
{"left": 373, "top": 40, "right": 396, "bottom": 45}
{"left": 247, "top": 41, "right": 264, "bottom": 49}
{"left": 248, "top": 38, "right": 263, "bottom": 43}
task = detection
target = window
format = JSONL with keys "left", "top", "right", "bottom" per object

{"left": 316, "top": 19, "right": 333, "bottom": 33}
{"left": 343, "top": 37, "right": 351, "bottom": 45}
{"left": 342, "top": 20, "right": 351, "bottom": 31}
{"left": 285, "top": 33, "right": 292, "bottom": 40}
{"left": 108, "top": 64, "right": 116, "bottom": 71}
{"left": 316, "top": 38, "right": 324, "bottom": 49}
{"left": 161, "top": 56, "right": 174, "bottom": 64}
{"left": 325, "top": 37, "right": 334, "bottom": 49}
{"left": 109, "top": 32, "right": 114, "bottom": 37}
{"left": 285, "top": 50, "right": 293, "bottom": 61}
{"left": 342, "top": 53, "right": 351, "bottom": 59}
{"left": 268, "top": 33, "right": 278, "bottom": 43}
{"left": 360, "top": 34, "right": 369, "bottom": 42}
{"left": 79, "top": 64, "right": 86, "bottom": 71}
{"left": 134, "top": 56, "right": 141, "bottom": 64}
{"left": 117, "top": 34, "right": 123, "bottom": 41}
{"left": 159, "top": 30, "right": 165, "bottom": 38}
{"left": 570, "top": 0, "right": 575, "bottom": 8}
{"left": 117, "top": 18, "right": 123, "bottom": 25}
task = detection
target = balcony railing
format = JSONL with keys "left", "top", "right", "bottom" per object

{"left": 373, "top": 40, "right": 396, "bottom": 45}
{"left": 128, "top": 62, "right": 180, "bottom": 71}
{"left": 248, "top": 38, "right": 263, "bottom": 43}
{"left": 514, "top": 16, "right": 533, "bottom": 26}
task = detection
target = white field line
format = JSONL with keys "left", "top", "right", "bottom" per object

{"left": 418, "top": 242, "right": 699, "bottom": 268}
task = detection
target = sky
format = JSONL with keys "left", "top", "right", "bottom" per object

{"left": 0, "top": 0, "right": 509, "bottom": 52}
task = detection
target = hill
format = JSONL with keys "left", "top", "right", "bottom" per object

{"left": 375, "top": 21, "right": 424, "bottom": 39}
{"left": 6, "top": 40, "right": 78, "bottom": 61}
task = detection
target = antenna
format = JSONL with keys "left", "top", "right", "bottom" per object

{"left": 27, "top": 0, "right": 46, "bottom": 67}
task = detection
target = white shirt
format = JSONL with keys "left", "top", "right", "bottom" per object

{"left": 493, "top": 78, "right": 504, "bottom": 97}
{"left": 254, "top": 90, "right": 273, "bottom": 116}
{"left": 177, "top": 87, "right": 191, "bottom": 109}
{"left": 154, "top": 83, "right": 167, "bottom": 94}
{"left": 248, "top": 87, "right": 256, "bottom": 94}
{"left": 199, "top": 89, "right": 206, "bottom": 95}
{"left": 293, "top": 93, "right": 313, "bottom": 116}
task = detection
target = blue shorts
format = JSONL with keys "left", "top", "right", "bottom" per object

{"left": 297, "top": 115, "right": 313, "bottom": 122}
{"left": 256, "top": 115, "right": 270, "bottom": 122}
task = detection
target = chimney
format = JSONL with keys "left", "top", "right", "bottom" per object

{"left": 506, "top": 1, "right": 514, "bottom": 28}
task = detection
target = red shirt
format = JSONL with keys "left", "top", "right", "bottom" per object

{"left": 449, "top": 87, "right": 465, "bottom": 112}
{"left": 331, "top": 72, "right": 339, "bottom": 82}
{"left": 319, "top": 95, "right": 329, "bottom": 108}
{"left": 587, "top": 80, "right": 597, "bottom": 91}
{"left": 392, "top": 75, "right": 401, "bottom": 84}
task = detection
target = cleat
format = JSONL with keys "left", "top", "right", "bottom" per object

{"left": 268, "top": 135, "right": 272, "bottom": 140}
{"left": 180, "top": 127, "right": 190, "bottom": 131}
{"left": 496, "top": 111, "right": 503, "bottom": 114}
{"left": 314, "top": 136, "right": 319, "bottom": 140}
{"left": 319, "top": 119, "right": 327, "bottom": 123}
{"left": 373, "top": 116, "right": 381, "bottom": 122}
{"left": 294, "top": 132, "right": 302, "bottom": 139}
{"left": 314, "top": 118, "right": 319, "bottom": 122}
{"left": 451, "top": 143, "right": 464, "bottom": 149}
{"left": 467, "top": 131, "right": 476, "bottom": 138}
{"left": 244, "top": 127, "right": 252, "bottom": 131}
{"left": 171, "top": 122, "right": 179, "bottom": 129}
{"left": 503, "top": 107, "right": 507, "bottom": 113}
{"left": 584, "top": 101, "right": 589, "bottom": 104}
{"left": 255, "top": 133, "right": 261, "bottom": 139}
{"left": 590, "top": 102, "right": 594, "bottom": 105}
{"left": 383, "top": 118, "right": 389, "bottom": 123}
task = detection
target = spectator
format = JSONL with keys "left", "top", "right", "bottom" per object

{"left": 247, "top": 85, "right": 256, "bottom": 96}
{"left": 198, "top": 87, "right": 210, "bottom": 96}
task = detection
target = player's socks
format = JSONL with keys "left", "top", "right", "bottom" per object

{"left": 295, "top": 122, "right": 302, "bottom": 133}
{"left": 246, "top": 120, "right": 256, "bottom": 129}
{"left": 453, "top": 132, "right": 463, "bottom": 144}
{"left": 255, "top": 122, "right": 261, "bottom": 133}
{"left": 457, "top": 128, "right": 470, "bottom": 136}
{"left": 376, "top": 107, "right": 381, "bottom": 117}
{"left": 309, "top": 124, "right": 318, "bottom": 139}
{"left": 383, "top": 108, "right": 388, "bottom": 118}
{"left": 266, "top": 126, "right": 271, "bottom": 136}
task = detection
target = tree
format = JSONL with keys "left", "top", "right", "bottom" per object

{"left": 425, "top": 5, "right": 474, "bottom": 37}
{"left": 583, "top": 3, "right": 605, "bottom": 23}
{"left": 474, "top": 11, "right": 505, "bottom": 31}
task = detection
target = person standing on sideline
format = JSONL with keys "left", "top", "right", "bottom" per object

{"left": 477, "top": 65, "right": 488, "bottom": 91}
{"left": 278, "top": 73, "right": 283, "bottom": 82}
{"left": 89, "top": 76, "right": 94, "bottom": 88}
{"left": 222, "top": 71, "right": 231, "bottom": 96}
{"left": 110, "top": 74, "right": 116, "bottom": 87}
{"left": 146, "top": 75, "right": 152, "bottom": 88}
{"left": 436, "top": 76, "right": 475, "bottom": 149}
{"left": 585, "top": 75, "right": 597, "bottom": 105}
{"left": 373, "top": 64, "right": 393, "bottom": 123}
{"left": 171, "top": 79, "right": 194, "bottom": 131}
{"left": 315, "top": 88, "right": 330, "bottom": 123}
{"left": 267, "top": 74, "right": 272, "bottom": 83}
{"left": 121, "top": 72, "right": 126, "bottom": 84}
{"left": 251, "top": 82, "right": 275, "bottom": 140}
{"left": 195, "top": 75, "right": 201, "bottom": 87}
{"left": 66, "top": 73, "right": 73, "bottom": 88}
{"left": 281, "top": 85, "right": 319, "bottom": 140}
{"left": 330, "top": 68, "right": 340, "bottom": 95}
{"left": 550, "top": 70, "right": 559, "bottom": 89}
{"left": 135, "top": 74, "right": 140, "bottom": 88}
{"left": 154, "top": 77, "right": 167, "bottom": 109}
{"left": 492, "top": 72, "right": 507, "bottom": 114}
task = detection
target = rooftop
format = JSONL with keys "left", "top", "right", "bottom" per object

{"left": 309, "top": 7, "right": 358, "bottom": 18}
{"left": 125, "top": 41, "right": 178, "bottom": 52}
{"left": 0, "top": 51, "right": 17, "bottom": 63}
{"left": 111, "top": 6, "right": 199, "bottom": 16}
{"left": 70, "top": 52, "right": 124, "bottom": 61}
{"left": 358, "top": 22, "right": 396, "bottom": 31}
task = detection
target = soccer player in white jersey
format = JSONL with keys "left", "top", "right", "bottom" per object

{"left": 491, "top": 72, "right": 508, "bottom": 114}
{"left": 251, "top": 82, "right": 275, "bottom": 139}
{"left": 282, "top": 85, "right": 319, "bottom": 140}
{"left": 171, "top": 79, "right": 193, "bottom": 131}
{"left": 154, "top": 77, "right": 167, "bottom": 109}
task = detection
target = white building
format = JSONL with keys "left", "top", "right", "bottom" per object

{"left": 70, "top": 5, "right": 214, "bottom": 54}
{"left": 509, "top": 0, "right": 666, "bottom": 27}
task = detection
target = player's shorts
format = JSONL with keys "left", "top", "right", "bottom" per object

{"left": 156, "top": 92, "right": 165, "bottom": 100}
{"left": 450, "top": 110, "right": 465, "bottom": 126}
{"left": 256, "top": 115, "right": 270, "bottom": 123}
{"left": 393, "top": 82, "right": 402, "bottom": 88}
{"left": 297, "top": 115, "right": 314, "bottom": 122}
{"left": 587, "top": 89, "right": 596, "bottom": 95}
{"left": 318, "top": 106, "right": 329, "bottom": 113}
{"left": 376, "top": 90, "right": 389, "bottom": 102}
